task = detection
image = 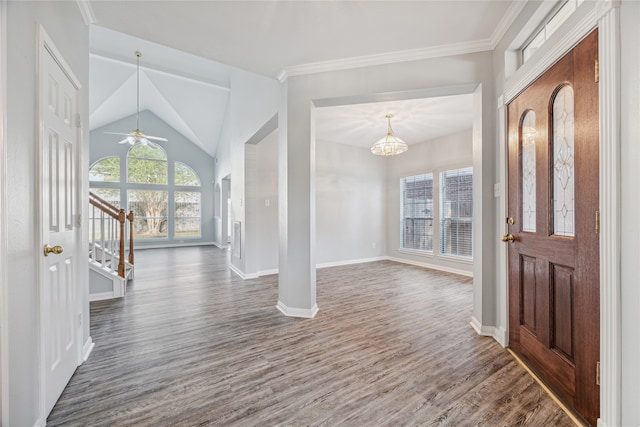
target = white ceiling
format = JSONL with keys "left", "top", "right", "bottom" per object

{"left": 89, "top": 1, "right": 518, "bottom": 78}
{"left": 315, "top": 94, "right": 473, "bottom": 149}
{"left": 88, "top": 1, "right": 519, "bottom": 158}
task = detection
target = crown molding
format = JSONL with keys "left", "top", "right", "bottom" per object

{"left": 76, "top": 0, "right": 96, "bottom": 25}
{"left": 277, "top": 68, "right": 288, "bottom": 83}
{"left": 281, "top": 38, "right": 493, "bottom": 80}
{"left": 490, "top": 0, "right": 528, "bottom": 49}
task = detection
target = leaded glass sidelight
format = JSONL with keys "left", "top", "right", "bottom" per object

{"left": 521, "top": 111, "right": 537, "bottom": 232}
{"left": 553, "top": 85, "right": 575, "bottom": 237}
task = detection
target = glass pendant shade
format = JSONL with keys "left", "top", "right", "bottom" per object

{"left": 370, "top": 114, "right": 409, "bottom": 156}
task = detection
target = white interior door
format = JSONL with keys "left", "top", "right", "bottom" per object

{"left": 40, "top": 34, "right": 80, "bottom": 416}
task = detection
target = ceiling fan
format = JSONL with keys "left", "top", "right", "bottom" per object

{"left": 105, "top": 51, "right": 167, "bottom": 149}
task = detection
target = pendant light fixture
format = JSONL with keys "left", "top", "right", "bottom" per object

{"left": 104, "top": 51, "right": 168, "bottom": 149}
{"left": 370, "top": 114, "right": 408, "bottom": 156}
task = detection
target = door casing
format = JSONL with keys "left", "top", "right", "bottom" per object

{"left": 499, "top": 3, "right": 621, "bottom": 426}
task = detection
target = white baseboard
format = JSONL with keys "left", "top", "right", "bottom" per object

{"left": 493, "top": 326, "right": 508, "bottom": 347}
{"left": 386, "top": 256, "right": 473, "bottom": 277}
{"left": 229, "top": 263, "right": 259, "bottom": 279}
{"left": 89, "top": 291, "right": 118, "bottom": 302}
{"left": 257, "top": 268, "right": 278, "bottom": 277}
{"left": 213, "top": 241, "right": 228, "bottom": 249}
{"left": 316, "top": 256, "right": 387, "bottom": 269}
{"left": 136, "top": 242, "right": 217, "bottom": 250}
{"left": 470, "top": 317, "right": 508, "bottom": 348}
{"left": 276, "top": 300, "right": 319, "bottom": 318}
{"left": 252, "top": 257, "right": 386, "bottom": 278}
{"left": 82, "top": 337, "right": 94, "bottom": 362}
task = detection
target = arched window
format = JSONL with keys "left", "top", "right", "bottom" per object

{"left": 89, "top": 157, "right": 121, "bottom": 208}
{"left": 175, "top": 162, "right": 200, "bottom": 186}
{"left": 89, "top": 156, "right": 120, "bottom": 183}
{"left": 552, "top": 85, "right": 575, "bottom": 237}
{"left": 90, "top": 145, "right": 203, "bottom": 242}
{"left": 127, "top": 144, "right": 168, "bottom": 184}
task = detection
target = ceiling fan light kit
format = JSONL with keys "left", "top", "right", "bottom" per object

{"left": 105, "top": 51, "right": 168, "bottom": 149}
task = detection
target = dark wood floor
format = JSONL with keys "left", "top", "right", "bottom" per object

{"left": 47, "top": 246, "right": 574, "bottom": 426}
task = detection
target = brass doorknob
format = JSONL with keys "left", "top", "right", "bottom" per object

{"left": 43, "top": 244, "right": 64, "bottom": 256}
{"left": 501, "top": 234, "right": 515, "bottom": 243}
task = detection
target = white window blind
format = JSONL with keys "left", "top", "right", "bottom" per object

{"left": 440, "top": 167, "right": 473, "bottom": 258}
{"left": 400, "top": 173, "right": 434, "bottom": 251}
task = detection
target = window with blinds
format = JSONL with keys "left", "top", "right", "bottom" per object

{"left": 439, "top": 167, "right": 473, "bottom": 258}
{"left": 400, "top": 173, "right": 434, "bottom": 252}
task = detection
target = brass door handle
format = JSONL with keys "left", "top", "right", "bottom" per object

{"left": 44, "top": 244, "right": 64, "bottom": 256}
{"left": 501, "top": 234, "right": 515, "bottom": 243}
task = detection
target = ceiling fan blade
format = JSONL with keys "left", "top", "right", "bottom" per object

{"left": 104, "top": 132, "right": 132, "bottom": 136}
{"left": 117, "top": 138, "right": 131, "bottom": 145}
{"left": 145, "top": 135, "right": 168, "bottom": 142}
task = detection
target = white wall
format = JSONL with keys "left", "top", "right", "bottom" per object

{"left": 90, "top": 111, "right": 217, "bottom": 247}
{"left": 216, "top": 68, "right": 280, "bottom": 274}
{"left": 246, "top": 130, "right": 279, "bottom": 274}
{"left": 4, "top": 2, "right": 89, "bottom": 425}
{"left": 279, "top": 52, "right": 495, "bottom": 317}
{"left": 316, "top": 140, "right": 387, "bottom": 265}
{"left": 387, "top": 129, "right": 473, "bottom": 275}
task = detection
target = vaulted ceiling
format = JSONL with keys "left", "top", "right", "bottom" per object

{"left": 88, "top": 1, "right": 523, "bottom": 157}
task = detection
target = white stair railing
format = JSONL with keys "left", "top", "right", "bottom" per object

{"left": 89, "top": 192, "right": 134, "bottom": 278}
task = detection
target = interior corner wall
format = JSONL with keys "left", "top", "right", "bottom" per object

{"left": 386, "top": 129, "right": 473, "bottom": 274}
{"left": 90, "top": 111, "right": 217, "bottom": 247}
{"left": 245, "top": 130, "right": 279, "bottom": 274}
{"left": 227, "top": 68, "right": 280, "bottom": 275}
{"left": 316, "top": 140, "right": 387, "bottom": 265}
{"left": 5, "top": 1, "right": 89, "bottom": 425}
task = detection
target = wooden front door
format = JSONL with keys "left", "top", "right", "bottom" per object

{"left": 506, "top": 30, "right": 599, "bottom": 425}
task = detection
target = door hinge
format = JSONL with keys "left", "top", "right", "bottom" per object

{"left": 595, "top": 59, "right": 599, "bottom": 83}
{"left": 596, "top": 361, "right": 601, "bottom": 385}
{"left": 596, "top": 210, "right": 600, "bottom": 235}
{"left": 75, "top": 113, "right": 81, "bottom": 128}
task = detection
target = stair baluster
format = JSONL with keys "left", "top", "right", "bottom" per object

{"left": 89, "top": 192, "right": 134, "bottom": 279}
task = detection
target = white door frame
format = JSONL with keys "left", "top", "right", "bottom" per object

{"left": 499, "top": 2, "right": 620, "bottom": 426}
{"left": 36, "top": 25, "right": 84, "bottom": 418}
{"left": 0, "top": 0, "right": 7, "bottom": 423}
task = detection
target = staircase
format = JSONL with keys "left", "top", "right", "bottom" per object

{"left": 89, "top": 192, "right": 135, "bottom": 301}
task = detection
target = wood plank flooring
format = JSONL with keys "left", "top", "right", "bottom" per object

{"left": 47, "top": 246, "right": 575, "bottom": 426}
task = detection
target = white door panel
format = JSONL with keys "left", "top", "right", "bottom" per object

{"left": 40, "top": 38, "right": 80, "bottom": 417}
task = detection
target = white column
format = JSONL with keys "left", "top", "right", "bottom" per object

{"left": 277, "top": 79, "right": 318, "bottom": 318}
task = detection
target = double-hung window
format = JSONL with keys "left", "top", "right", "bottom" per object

{"left": 439, "top": 167, "right": 473, "bottom": 258}
{"left": 400, "top": 166, "right": 473, "bottom": 259}
{"left": 400, "top": 173, "right": 434, "bottom": 251}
